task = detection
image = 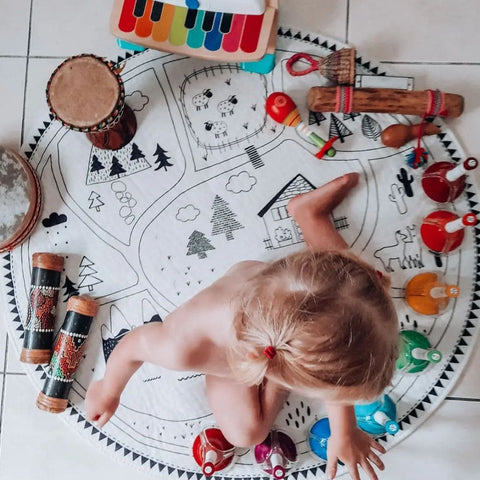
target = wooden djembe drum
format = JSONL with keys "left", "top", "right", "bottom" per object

{"left": 0, "top": 146, "right": 42, "bottom": 253}
{"left": 46, "top": 54, "right": 136, "bottom": 150}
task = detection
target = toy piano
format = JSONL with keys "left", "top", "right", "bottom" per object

{"left": 110, "top": 0, "right": 278, "bottom": 71}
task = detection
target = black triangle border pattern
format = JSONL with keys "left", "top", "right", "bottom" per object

{"left": 3, "top": 29, "right": 479, "bottom": 479}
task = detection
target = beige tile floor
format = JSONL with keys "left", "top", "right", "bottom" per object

{"left": 0, "top": 1, "right": 479, "bottom": 478}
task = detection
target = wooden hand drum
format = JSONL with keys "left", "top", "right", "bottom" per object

{"left": 0, "top": 146, "right": 42, "bottom": 253}
{"left": 46, "top": 54, "right": 137, "bottom": 150}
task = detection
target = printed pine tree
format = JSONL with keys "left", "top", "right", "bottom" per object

{"left": 308, "top": 110, "right": 326, "bottom": 126}
{"left": 186, "top": 230, "right": 215, "bottom": 259}
{"left": 210, "top": 195, "right": 244, "bottom": 241}
{"left": 343, "top": 112, "right": 361, "bottom": 122}
{"left": 361, "top": 115, "right": 382, "bottom": 140}
{"left": 78, "top": 256, "right": 103, "bottom": 292}
{"left": 109, "top": 156, "right": 127, "bottom": 178}
{"left": 153, "top": 144, "right": 173, "bottom": 171}
{"left": 90, "top": 154, "right": 105, "bottom": 174}
{"left": 62, "top": 276, "right": 79, "bottom": 302}
{"left": 88, "top": 191, "right": 104, "bottom": 212}
{"left": 130, "top": 143, "right": 145, "bottom": 162}
{"left": 329, "top": 114, "right": 353, "bottom": 143}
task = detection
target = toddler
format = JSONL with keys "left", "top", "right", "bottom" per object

{"left": 86, "top": 172, "right": 398, "bottom": 480}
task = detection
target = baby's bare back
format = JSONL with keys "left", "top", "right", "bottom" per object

{"left": 162, "top": 260, "right": 266, "bottom": 377}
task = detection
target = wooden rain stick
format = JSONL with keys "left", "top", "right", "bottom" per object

{"left": 307, "top": 87, "right": 464, "bottom": 118}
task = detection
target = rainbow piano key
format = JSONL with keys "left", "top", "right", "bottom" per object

{"left": 111, "top": 0, "right": 278, "bottom": 61}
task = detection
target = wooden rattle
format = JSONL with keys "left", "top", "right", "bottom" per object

{"left": 420, "top": 210, "right": 478, "bottom": 254}
{"left": 266, "top": 92, "right": 336, "bottom": 158}
{"left": 37, "top": 295, "right": 98, "bottom": 413}
{"left": 381, "top": 122, "right": 441, "bottom": 148}
{"left": 286, "top": 48, "right": 356, "bottom": 85}
{"left": 20, "top": 253, "right": 64, "bottom": 364}
{"left": 421, "top": 157, "right": 479, "bottom": 203}
{"left": 307, "top": 87, "right": 464, "bottom": 118}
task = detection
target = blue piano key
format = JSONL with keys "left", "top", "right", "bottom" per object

{"left": 204, "top": 12, "right": 223, "bottom": 51}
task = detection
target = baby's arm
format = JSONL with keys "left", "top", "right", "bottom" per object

{"left": 287, "top": 172, "right": 359, "bottom": 251}
{"left": 325, "top": 402, "right": 385, "bottom": 480}
{"left": 85, "top": 321, "right": 192, "bottom": 427}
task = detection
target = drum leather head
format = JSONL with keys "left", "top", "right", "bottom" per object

{"left": 47, "top": 55, "right": 122, "bottom": 130}
{"left": 0, "top": 146, "right": 41, "bottom": 253}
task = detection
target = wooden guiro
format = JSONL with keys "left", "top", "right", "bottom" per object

{"left": 307, "top": 87, "right": 464, "bottom": 118}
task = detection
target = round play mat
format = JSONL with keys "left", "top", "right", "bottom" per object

{"left": 1, "top": 29, "right": 479, "bottom": 478}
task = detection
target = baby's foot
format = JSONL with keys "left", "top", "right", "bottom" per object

{"left": 287, "top": 172, "right": 359, "bottom": 221}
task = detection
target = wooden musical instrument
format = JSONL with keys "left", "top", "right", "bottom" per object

{"left": 46, "top": 54, "right": 137, "bottom": 150}
{"left": 21, "top": 253, "right": 64, "bottom": 365}
{"left": 307, "top": 87, "right": 464, "bottom": 118}
{"left": 110, "top": 0, "right": 278, "bottom": 62}
{"left": 286, "top": 49, "right": 356, "bottom": 85}
{"left": 381, "top": 122, "right": 441, "bottom": 148}
{"left": 0, "top": 146, "right": 42, "bottom": 253}
{"left": 37, "top": 295, "right": 98, "bottom": 413}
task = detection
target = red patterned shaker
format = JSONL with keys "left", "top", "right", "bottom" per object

{"left": 21, "top": 253, "right": 64, "bottom": 364}
{"left": 37, "top": 295, "right": 98, "bottom": 413}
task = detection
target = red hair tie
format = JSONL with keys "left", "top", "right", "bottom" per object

{"left": 376, "top": 270, "right": 383, "bottom": 279}
{"left": 264, "top": 346, "right": 277, "bottom": 360}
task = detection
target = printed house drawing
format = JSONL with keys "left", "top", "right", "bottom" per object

{"left": 258, "top": 174, "right": 316, "bottom": 250}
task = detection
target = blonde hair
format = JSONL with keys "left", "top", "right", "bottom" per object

{"left": 228, "top": 250, "right": 398, "bottom": 401}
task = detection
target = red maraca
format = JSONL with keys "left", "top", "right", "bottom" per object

{"left": 266, "top": 92, "right": 336, "bottom": 158}
{"left": 422, "top": 157, "right": 478, "bottom": 203}
{"left": 420, "top": 210, "right": 478, "bottom": 254}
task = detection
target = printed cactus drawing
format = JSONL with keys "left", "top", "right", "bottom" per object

{"left": 397, "top": 168, "right": 414, "bottom": 197}
{"left": 388, "top": 183, "right": 407, "bottom": 214}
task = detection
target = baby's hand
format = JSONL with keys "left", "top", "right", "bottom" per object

{"left": 326, "top": 427, "right": 385, "bottom": 480}
{"left": 85, "top": 379, "right": 120, "bottom": 427}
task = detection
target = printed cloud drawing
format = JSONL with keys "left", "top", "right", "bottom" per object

{"left": 226, "top": 171, "right": 257, "bottom": 193}
{"left": 126, "top": 90, "right": 149, "bottom": 111}
{"left": 176, "top": 204, "right": 200, "bottom": 222}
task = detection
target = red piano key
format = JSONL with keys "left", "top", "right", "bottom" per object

{"left": 118, "top": 0, "right": 137, "bottom": 32}
{"left": 135, "top": 0, "right": 154, "bottom": 37}
{"left": 240, "top": 14, "right": 263, "bottom": 53}
{"left": 222, "top": 14, "right": 245, "bottom": 53}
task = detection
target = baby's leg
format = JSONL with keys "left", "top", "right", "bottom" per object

{"left": 205, "top": 375, "right": 287, "bottom": 447}
{"left": 287, "top": 172, "right": 359, "bottom": 251}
